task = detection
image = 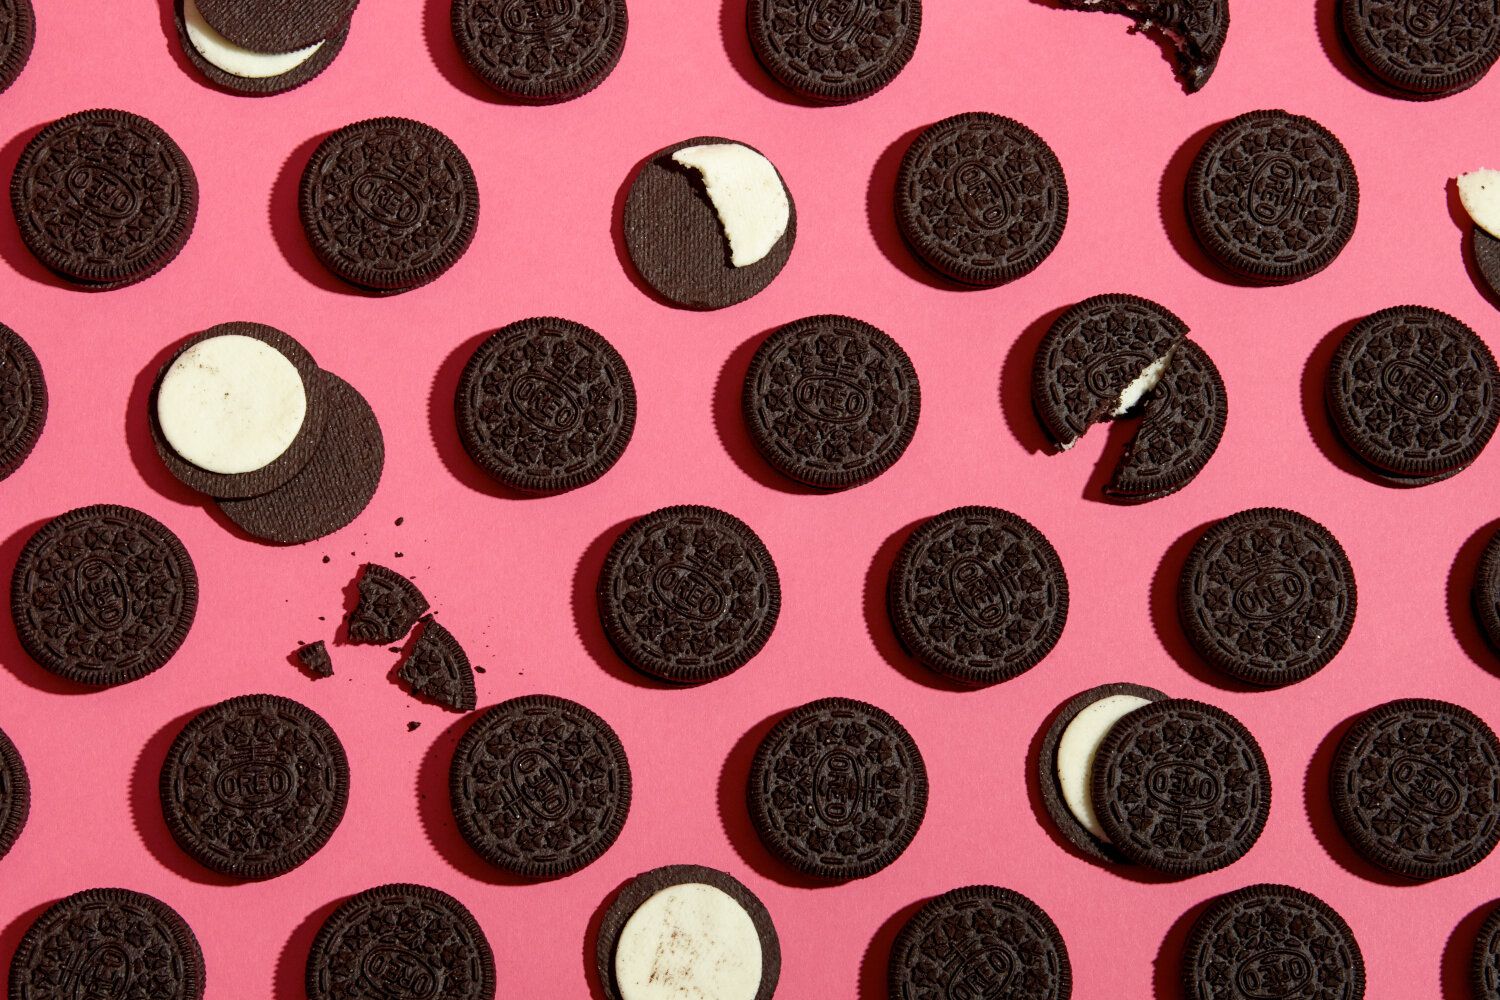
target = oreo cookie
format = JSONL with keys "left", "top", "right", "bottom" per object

{"left": 298, "top": 639, "right": 334, "bottom": 676}
{"left": 307, "top": 884, "right": 495, "bottom": 1000}
{"left": 747, "top": 0, "right": 921, "bottom": 103}
{"left": 623, "top": 137, "right": 796, "bottom": 310}
{"left": 888, "top": 885, "right": 1071, "bottom": 1000}
{"left": 887, "top": 506, "right": 1068, "bottom": 686}
{"left": 300, "top": 117, "right": 479, "bottom": 293}
{"left": 456, "top": 317, "right": 636, "bottom": 493}
{"left": 215, "top": 373, "right": 384, "bottom": 544}
{"left": 1106, "top": 340, "right": 1228, "bottom": 502}
{"left": 11, "top": 110, "right": 198, "bottom": 289}
{"left": 1179, "top": 508, "right": 1357, "bottom": 687}
{"left": 748, "top": 697, "right": 927, "bottom": 879}
{"left": 742, "top": 314, "right": 920, "bottom": 489}
{"left": 597, "top": 505, "right": 781, "bottom": 684}
{"left": 1053, "top": 0, "right": 1228, "bottom": 90}
{"left": 595, "top": 864, "right": 780, "bottom": 1000}
{"left": 896, "top": 112, "right": 1068, "bottom": 287}
{"left": 0, "top": 0, "right": 34, "bottom": 95}
{"left": 452, "top": 0, "right": 627, "bottom": 102}
{"left": 1340, "top": 0, "right": 1499, "bottom": 98}
{"left": 160, "top": 694, "right": 349, "bottom": 880}
{"left": 1476, "top": 903, "right": 1500, "bottom": 1000}
{"left": 8, "top": 889, "right": 206, "bottom": 1000}
{"left": 1038, "top": 682, "right": 1168, "bottom": 864}
{"left": 10, "top": 505, "right": 198, "bottom": 686}
{"left": 195, "top": 0, "right": 357, "bottom": 53}
{"left": 450, "top": 694, "right": 631, "bottom": 878}
{"left": 1479, "top": 228, "right": 1500, "bottom": 302}
{"left": 175, "top": 0, "right": 351, "bottom": 96}
{"left": 1326, "top": 306, "right": 1498, "bottom": 483}
{"left": 0, "top": 323, "right": 46, "bottom": 482}
{"left": 0, "top": 724, "right": 29, "bottom": 861}
{"left": 1330, "top": 698, "right": 1500, "bottom": 880}
{"left": 1187, "top": 110, "right": 1358, "bottom": 284}
{"left": 349, "top": 563, "right": 429, "bottom": 644}
{"left": 1183, "top": 884, "right": 1366, "bottom": 1000}
{"left": 1092, "top": 698, "right": 1271, "bottom": 876}
{"left": 399, "top": 616, "right": 477, "bottom": 712}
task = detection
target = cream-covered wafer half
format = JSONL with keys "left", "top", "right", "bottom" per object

{"left": 183, "top": 0, "right": 324, "bottom": 78}
{"left": 1459, "top": 169, "right": 1500, "bottom": 240}
{"left": 157, "top": 333, "right": 307, "bottom": 474}
{"left": 671, "top": 144, "right": 790, "bottom": 267}
{"left": 1056, "top": 693, "right": 1152, "bottom": 841}
{"left": 615, "top": 882, "right": 763, "bottom": 1000}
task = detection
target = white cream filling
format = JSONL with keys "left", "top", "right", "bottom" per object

{"left": 1057, "top": 694, "right": 1151, "bottom": 841}
{"left": 1112, "top": 355, "right": 1171, "bottom": 416}
{"left": 157, "top": 334, "right": 307, "bottom": 474}
{"left": 184, "top": 0, "right": 323, "bottom": 78}
{"left": 671, "top": 143, "right": 790, "bottom": 267}
{"left": 1459, "top": 169, "right": 1500, "bottom": 240}
{"left": 615, "top": 883, "right": 762, "bottom": 1000}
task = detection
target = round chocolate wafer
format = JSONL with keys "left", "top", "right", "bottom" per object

{"left": 748, "top": 0, "right": 921, "bottom": 103}
{"left": 0, "top": 0, "right": 35, "bottom": 95}
{"left": 452, "top": 0, "right": 628, "bottom": 103}
{"left": 1106, "top": 339, "right": 1228, "bottom": 503}
{"left": 0, "top": 322, "right": 46, "bottom": 483}
{"left": 175, "top": 0, "right": 350, "bottom": 96}
{"left": 0, "top": 724, "right": 29, "bottom": 862}
{"left": 196, "top": 0, "right": 357, "bottom": 53}
{"left": 1340, "top": 0, "right": 1499, "bottom": 98}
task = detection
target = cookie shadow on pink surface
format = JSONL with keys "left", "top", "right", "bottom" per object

{"left": 865, "top": 125, "right": 956, "bottom": 291}
{"left": 1446, "top": 178, "right": 1500, "bottom": 313}
{"left": 572, "top": 518, "right": 674, "bottom": 690}
{"left": 1300, "top": 317, "right": 1405, "bottom": 488}
{"left": 1303, "top": 711, "right": 1419, "bottom": 887}
{"left": 716, "top": 711, "right": 830, "bottom": 890}
{"left": 1442, "top": 900, "right": 1496, "bottom": 1000}
{"left": 863, "top": 518, "right": 975, "bottom": 692}
{"left": 130, "top": 708, "right": 242, "bottom": 887}
{"left": 717, "top": 0, "right": 823, "bottom": 106}
{"left": 1447, "top": 518, "right": 1500, "bottom": 673}
{"left": 0, "top": 901, "right": 56, "bottom": 973}
{"left": 0, "top": 126, "right": 75, "bottom": 290}
{"left": 0, "top": 518, "right": 95, "bottom": 696}
{"left": 427, "top": 330, "right": 533, "bottom": 500}
{"left": 1157, "top": 120, "right": 1249, "bottom": 285}
{"left": 1152, "top": 896, "right": 1215, "bottom": 999}
{"left": 713, "top": 328, "right": 822, "bottom": 494}
{"left": 272, "top": 896, "right": 344, "bottom": 1000}
{"left": 1148, "top": 519, "right": 1260, "bottom": 693}
{"left": 857, "top": 897, "right": 925, "bottom": 1000}
{"left": 269, "top": 131, "right": 364, "bottom": 296}
{"left": 999, "top": 303, "right": 1069, "bottom": 455}
{"left": 583, "top": 874, "right": 634, "bottom": 1000}
{"left": 422, "top": 0, "right": 515, "bottom": 104}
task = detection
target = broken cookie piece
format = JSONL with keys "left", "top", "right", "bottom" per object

{"left": 1057, "top": 0, "right": 1229, "bottom": 92}
{"left": 1459, "top": 169, "right": 1500, "bottom": 303}
{"left": 297, "top": 640, "right": 334, "bottom": 677}
{"left": 1105, "top": 339, "right": 1227, "bottom": 502}
{"left": 348, "top": 563, "right": 429, "bottom": 645}
{"left": 398, "top": 616, "right": 476, "bottom": 713}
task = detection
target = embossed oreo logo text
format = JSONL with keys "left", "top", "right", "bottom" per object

{"left": 359, "top": 946, "right": 437, "bottom": 1000}
{"left": 805, "top": 0, "right": 870, "bottom": 44}
{"left": 945, "top": 946, "right": 1015, "bottom": 1000}
{"left": 1235, "top": 949, "right": 1311, "bottom": 1000}
{"left": 1247, "top": 156, "right": 1310, "bottom": 226}
{"left": 1380, "top": 360, "right": 1452, "bottom": 418}
{"left": 68, "top": 942, "right": 131, "bottom": 1000}
{"left": 793, "top": 368, "right": 867, "bottom": 423}
{"left": 352, "top": 174, "right": 425, "bottom": 229}
{"left": 947, "top": 557, "right": 1011, "bottom": 629}
{"left": 502, "top": 748, "right": 570, "bottom": 821}
{"left": 1231, "top": 565, "right": 1308, "bottom": 620}
{"left": 1146, "top": 762, "right": 1221, "bottom": 810}
{"left": 812, "top": 749, "right": 875, "bottom": 826}
{"left": 1388, "top": 755, "right": 1462, "bottom": 816}
{"left": 65, "top": 166, "right": 139, "bottom": 221}
{"left": 951, "top": 161, "right": 1015, "bottom": 231}
{"left": 66, "top": 557, "right": 131, "bottom": 632}
{"left": 1083, "top": 351, "right": 1153, "bottom": 397}
{"left": 511, "top": 373, "right": 582, "bottom": 432}
{"left": 652, "top": 563, "right": 725, "bottom": 621}
{"left": 502, "top": 0, "right": 575, "bottom": 33}
{"left": 1404, "top": 0, "right": 1453, "bottom": 37}
{"left": 214, "top": 755, "right": 295, "bottom": 810}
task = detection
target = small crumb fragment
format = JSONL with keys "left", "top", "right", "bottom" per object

{"left": 297, "top": 640, "right": 334, "bottom": 678}
{"left": 395, "top": 517, "right": 404, "bottom": 526}
{"left": 474, "top": 665, "right": 486, "bottom": 674}
{"left": 322, "top": 555, "right": 330, "bottom": 564}
{"left": 407, "top": 721, "right": 421, "bottom": 732}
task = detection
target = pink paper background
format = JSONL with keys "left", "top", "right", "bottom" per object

{"left": 1, "top": 0, "right": 1498, "bottom": 997}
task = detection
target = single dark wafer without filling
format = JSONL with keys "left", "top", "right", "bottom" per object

{"left": 196, "top": 0, "right": 357, "bottom": 53}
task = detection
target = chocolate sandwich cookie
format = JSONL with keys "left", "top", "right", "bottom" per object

{"left": 896, "top": 112, "right": 1068, "bottom": 287}
{"left": 11, "top": 110, "right": 198, "bottom": 289}
{"left": 1476, "top": 903, "right": 1500, "bottom": 1000}
{"left": 176, "top": 0, "right": 351, "bottom": 97}
{"left": 889, "top": 885, "right": 1071, "bottom": 1000}
{"left": 597, "top": 505, "right": 781, "bottom": 684}
{"left": 1183, "top": 884, "right": 1366, "bottom": 1000}
{"left": 0, "top": 725, "right": 29, "bottom": 861}
{"left": 1179, "top": 508, "right": 1357, "bottom": 688}
{"left": 195, "top": 0, "right": 358, "bottom": 53}
{"left": 298, "top": 639, "right": 334, "bottom": 676}
{"left": 452, "top": 0, "right": 628, "bottom": 103}
{"left": 1187, "top": 110, "right": 1358, "bottom": 284}
{"left": 215, "top": 373, "right": 384, "bottom": 544}
{"left": 0, "top": 0, "right": 34, "bottom": 95}
{"left": 450, "top": 695, "right": 631, "bottom": 878}
{"left": 1105, "top": 339, "right": 1228, "bottom": 502}
{"left": 1031, "top": 293, "right": 1187, "bottom": 449}
{"left": 399, "top": 616, "right": 477, "bottom": 712}
{"left": 742, "top": 314, "right": 920, "bottom": 489}
{"left": 349, "top": 563, "right": 428, "bottom": 644}
{"left": 748, "top": 698, "right": 927, "bottom": 879}
{"left": 1331, "top": 698, "right": 1500, "bottom": 880}
{"left": 0, "top": 323, "right": 45, "bottom": 482}
{"left": 150, "top": 323, "right": 330, "bottom": 501}
{"left": 300, "top": 117, "right": 479, "bottom": 293}
{"left": 1479, "top": 228, "right": 1500, "bottom": 302}
{"left": 11, "top": 505, "right": 198, "bottom": 686}
{"left": 307, "top": 884, "right": 495, "bottom": 1000}
{"left": 748, "top": 0, "right": 922, "bottom": 103}
{"left": 1326, "top": 306, "right": 1498, "bottom": 482}
{"left": 1476, "top": 528, "right": 1500, "bottom": 654}
{"left": 1038, "top": 682, "right": 1168, "bottom": 864}
{"left": 160, "top": 694, "right": 349, "bottom": 880}
{"left": 1054, "top": 0, "right": 1228, "bottom": 91}
{"left": 623, "top": 136, "right": 796, "bottom": 310}
{"left": 456, "top": 317, "right": 637, "bottom": 493}
{"left": 8, "top": 889, "right": 206, "bottom": 1000}
{"left": 1093, "top": 698, "right": 1270, "bottom": 876}
{"left": 888, "top": 506, "right": 1068, "bottom": 686}
{"left": 595, "top": 864, "right": 780, "bottom": 1000}
{"left": 1341, "top": 0, "right": 1499, "bottom": 98}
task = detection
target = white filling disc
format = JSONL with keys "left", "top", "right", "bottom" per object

{"left": 615, "top": 882, "right": 763, "bottom": 1000}
{"left": 183, "top": 0, "right": 323, "bottom": 78}
{"left": 670, "top": 144, "right": 790, "bottom": 268}
{"left": 1458, "top": 169, "right": 1500, "bottom": 240}
{"left": 157, "top": 334, "right": 308, "bottom": 475}
{"left": 1057, "top": 694, "right": 1151, "bottom": 841}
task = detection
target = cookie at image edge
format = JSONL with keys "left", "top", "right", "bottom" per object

{"left": 747, "top": 0, "right": 921, "bottom": 103}
{"left": 0, "top": 0, "right": 35, "bottom": 95}
{"left": 0, "top": 724, "right": 29, "bottom": 862}
{"left": 452, "top": 0, "right": 628, "bottom": 103}
{"left": 0, "top": 322, "right": 46, "bottom": 483}
{"left": 1340, "top": 0, "right": 1500, "bottom": 98}
{"left": 1475, "top": 902, "right": 1500, "bottom": 1000}
{"left": 175, "top": 0, "right": 351, "bottom": 97}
